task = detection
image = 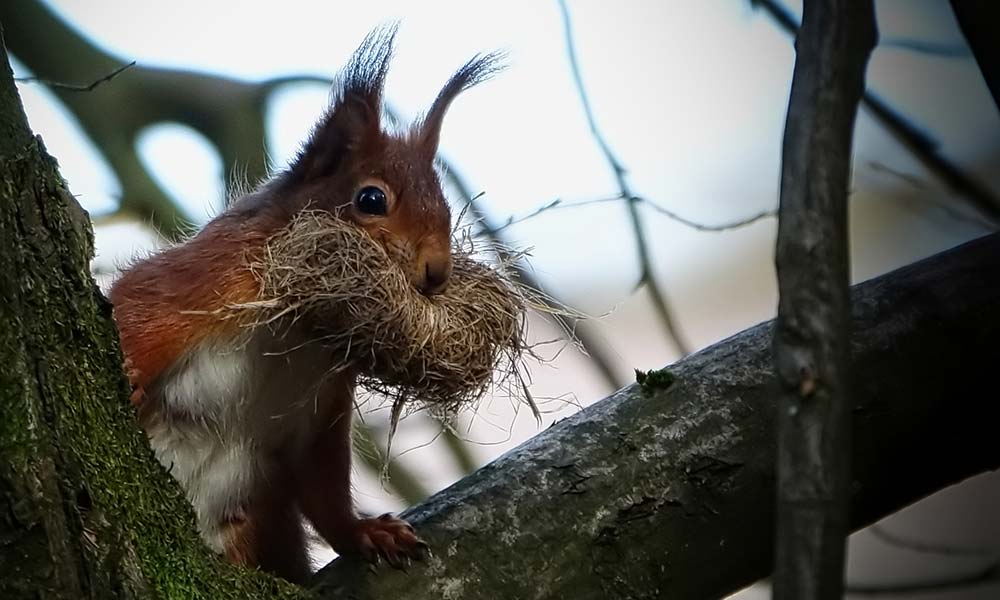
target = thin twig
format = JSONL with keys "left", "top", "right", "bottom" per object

{"left": 495, "top": 194, "right": 775, "bottom": 233}
{"left": 15, "top": 60, "right": 136, "bottom": 92}
{"left": 750, "top": 0, "right": 1000, "bottom": 223}
{"left": 557, "top": 0, "right": 691, "bottom": 355}
{"left": 638, "top": 196, "right": 775, "bottom": 231}
{"left": 494, "top": 196, "right": 620, "bottom": 232}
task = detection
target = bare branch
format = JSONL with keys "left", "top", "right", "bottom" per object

{"left": 750, "top": 0, "right": 1000, "bottom": 223}
{"left": 493, "top": 196, "right": 619, "bottom": 232}
{"left": 556, "top": 0, "right": 691, "bottom": 355}
{"left": 638, "top": 196, "right": 775, "bottom": 232}
{"left": 14, "top": 60, "right": 136, "bottom": 91}
{"left": 772, "top": 1, "right": 876, "bottom": 598}
{"left": 495, "top": 194, "right": 775, "bottom": 234}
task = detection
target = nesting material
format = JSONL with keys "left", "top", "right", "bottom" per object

{"left": 234, "top": 211, "right": 532, "bottom": 422}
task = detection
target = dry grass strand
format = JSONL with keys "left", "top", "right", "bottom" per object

{"left": 226, "top": 211, "right": 538, "bottom": 434}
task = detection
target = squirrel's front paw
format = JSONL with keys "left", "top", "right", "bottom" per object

{"left": 348, "top": 514, "right": 428, "bottom": 569}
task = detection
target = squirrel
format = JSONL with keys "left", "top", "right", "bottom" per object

{"left": 109, "top": 26, "right": 502, "bottom": 583}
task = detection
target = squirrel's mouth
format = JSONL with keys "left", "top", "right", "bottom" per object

{"left": 224, "top": 210, "right": 538, "bottom": 426}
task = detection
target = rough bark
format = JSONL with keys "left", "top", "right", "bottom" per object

{"left": 314, "top": 231, "right": 1000, "bottom": 600}
{"left": 0, "top": 35, "right": 306, "bottom": 600}
{"left": 772, "top": 1, "right": 875, "bottom": 598}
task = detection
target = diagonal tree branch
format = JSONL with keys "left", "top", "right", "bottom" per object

{"left": 313, "top": 231, "right": 1000, "bottom": 600}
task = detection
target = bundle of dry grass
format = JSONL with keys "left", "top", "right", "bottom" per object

{"left": 234, "top": 211, "right": 533, "bottom": 423}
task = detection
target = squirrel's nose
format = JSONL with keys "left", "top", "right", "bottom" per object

{"left": 418, "top": 255, "right": 452, "bottom": 296}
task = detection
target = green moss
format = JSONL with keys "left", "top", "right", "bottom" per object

{"left": 634, "top": 368, "right": 676, "bottom": 396}
{"left": 1, "top": 139, "right": 313, "bottom": 598}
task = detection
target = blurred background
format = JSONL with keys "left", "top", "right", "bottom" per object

{"left": 6, "top": 0, "right": 1000, "bottom": 597}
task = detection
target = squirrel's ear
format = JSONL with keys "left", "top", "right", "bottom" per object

{"left": 288, "top": 25, "right": 397, "bottom": 182}
{"left": 416, "top": 51, "right": 505, "bottom": 159}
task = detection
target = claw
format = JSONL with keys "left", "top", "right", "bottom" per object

{"left": 346, "top": 514, "right": 428, "bottom": 570}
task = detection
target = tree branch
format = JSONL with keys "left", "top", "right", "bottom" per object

{"left": 494, "top": 194, "right": 775, "bottom": 234}
{"left": 772, "top": 1, "right": 876, "bottom": 598}
{"left": 751, "top": 0, "right": 1000, "bottom": 224}
{"left": 14, "top": 60, "right": 135, "bottom": 91}
{"left": 312, "top": 231, "right": 1000, "bottom": 599}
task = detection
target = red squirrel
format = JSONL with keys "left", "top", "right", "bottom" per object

{"left": 110, "top": 26, "right": 502, "bottom": 583}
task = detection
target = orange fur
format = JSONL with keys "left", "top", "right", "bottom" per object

{"left": 111, "top": 216, "right": 269, "bottom": 395}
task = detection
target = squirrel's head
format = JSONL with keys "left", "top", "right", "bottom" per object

{"left": 271, "top": 25, "right": 503, "bottom": 296}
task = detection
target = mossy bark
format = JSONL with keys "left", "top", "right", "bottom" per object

{"left": 0, "top": 37, "right": 308, "bottom": 600}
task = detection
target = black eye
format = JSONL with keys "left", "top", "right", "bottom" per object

{"left": 354, "top": 185, "right": 388, "bottom": 216}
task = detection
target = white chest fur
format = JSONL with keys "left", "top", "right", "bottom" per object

{"left": 144, "top": 334, "right": 343, "bottom": 552}
{"left": 146, "top": 341, "right": 255, "bottom": 551}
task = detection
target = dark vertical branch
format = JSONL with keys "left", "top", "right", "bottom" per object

{"left": 949, "top": 0, "right": 1000, "bottom": 113}
{"left": 772, "top": 1, "right": 876, "bottom": 598}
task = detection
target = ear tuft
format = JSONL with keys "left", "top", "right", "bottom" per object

{"left": 417, "top": 51, "right": 507, "bottom": 157}
{"left": 287, "top": 24, "right": 399, "bottom": 183}
{"left": 336, "top": 23, "right": 398, "bottom": 113}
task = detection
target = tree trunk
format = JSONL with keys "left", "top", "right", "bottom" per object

{"left": 0, "top": 35, "right": 305, "bottom": 600}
